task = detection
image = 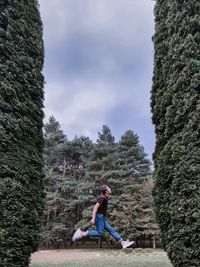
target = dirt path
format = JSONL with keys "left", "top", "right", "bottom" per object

{"left": 31, "top": 249, "right": 172, "bottom": 267}
{"left": 31, "top": 249, "right": 102, "bottom": 263}
{"left": 31, "top": 249, "right": 167, "bottom": 264}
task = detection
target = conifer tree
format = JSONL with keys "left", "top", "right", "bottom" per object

{"left": 118, "top": 130, "right": 151, "bottom": 179}
{"left": 67, "top": 136, "right": 94, "bottom": 230}
{"left": 110, "top": 130, "right": 153, "bottom": 242}
{"left": 43, "top": 118, "right": 94, "bottom": 244}
{"left": 42, "top": 122, "right": 157, "bottom": 247}
{"left": 134, "top": 179, "right": 159, "bottom": 247}
{"left": 44, "top": 115, "right": 66, "bottom": 169}
{"left": 152, "top": 1, "right": 200, "bottom": 266}
{"left": 42, "top": 117, "right": 68, "bottom": 245}
{"left": 86, "top": 125, "right": 119, "bottom": 199}
{"left": 78, "top": 125, "right": 119, "bottom": 229}
{"left": 0, "top": 0, "right": 44, "bottom": 266}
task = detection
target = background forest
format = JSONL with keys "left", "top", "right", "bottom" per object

{"left": 41, "top": 116, "right": 159, "bottom": 249}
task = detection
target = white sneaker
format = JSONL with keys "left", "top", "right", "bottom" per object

{"left": 72, "top": 228, "right": 82, "bottom": 242}
{"left": 121, "top": 240, "right": 134, "bottom": 249}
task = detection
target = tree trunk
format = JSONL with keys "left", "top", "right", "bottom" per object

{"left": 152, "top": 237, "right": 156, "bottom": 249}
{"left": 98, "top": 237, "right": 102, "bottom": 248}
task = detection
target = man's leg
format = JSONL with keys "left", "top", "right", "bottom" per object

{"left": 87, "top": 214, "right": 105, "bottom": 238}
{"left": 104, "top": 219, "right": 122, "bottom": 241}
{"left": 72, "top": 214, "right": 105, "bottom": 241}
{"left": 104, "top": 219, "right": 134, "bottom": 248}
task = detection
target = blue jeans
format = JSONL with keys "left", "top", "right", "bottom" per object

{"left": 87, "top": 213, "right": 122, "bottom": 241}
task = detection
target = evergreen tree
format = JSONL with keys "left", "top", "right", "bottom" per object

{"left": 134, "top": 179, "right": 159, "bottom": 247}
{"left": 118, "top": 130, "right": 151, "bottom": 179}
{"left": 78, "top": 125, "right": 119, "bottom": 229}
{"left": 110, "top": 178, "right": 159, "bottom": 246}
{"left": 86, "top": 125, "right": 119, "bottom": 199}
{"left": 42, "top": 122, "right": 157, "bottom": 248}
{"left": 67, "top": 136, "right": 94, "bottom": 231}
{"left": 42, "top": 117, "right": 68, "bottom": 246}
{"left": 151, "top": 1, "right": 200, "bottom": 266}
{"left": 43, "top": 119, "right": 94, "bottom": 245}
{"left": 110, "top": 131, "right": 154, "bottom": 242}
{"left": 44, "top": 115, "right": 66, "bottom": 170}
{"left": 0, "top": 1, "right": 44, "bottom": 266}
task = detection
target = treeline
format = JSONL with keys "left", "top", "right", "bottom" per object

{"left": 41, "top": 116, "right": 159, "bottom": 248}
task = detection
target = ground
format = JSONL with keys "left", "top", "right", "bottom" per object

{"left": 31, "top": 248, "right": 173, "bottom": 267}
{"left": 31, "top": 249, "right": 102, "bottom": 263}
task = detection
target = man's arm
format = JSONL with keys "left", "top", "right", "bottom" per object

{"left": 90, "top": 202, "right": 100, "bottom": 225}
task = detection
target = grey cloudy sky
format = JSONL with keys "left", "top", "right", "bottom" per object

{"left": 38, "top": 0, "right": 155, "bottom": 160}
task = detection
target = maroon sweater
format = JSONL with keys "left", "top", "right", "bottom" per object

{"left": 96, "top": 195, "right": 108, "bottom": 217}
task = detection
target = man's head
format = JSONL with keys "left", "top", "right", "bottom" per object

{"left": 100, "top": 185, "right": 111, "bottom": 196}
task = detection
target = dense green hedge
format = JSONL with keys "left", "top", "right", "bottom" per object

{"left": 0, "top": 1, "right": 44, "bottom": 266}
{"left": 151, "top": 1, "right": 200, "bottom": 267}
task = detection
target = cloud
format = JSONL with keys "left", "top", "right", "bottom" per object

{"left": 39, "top": 0, "right": 154, "bottom": 45}
{"left": 44, "top": 79, "right": 122, "bottom": 138}
{"left": 39, "top": 0, "right": 155, "bottom": 158}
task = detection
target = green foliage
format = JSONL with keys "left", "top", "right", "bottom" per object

{"left": 42, "top": 116, "right": 158, "bottom": 250}
{"left": 110, "top": 178, "right": 159, "bottom": 241}
{"left": 0, "top": 0, "right": 44, "bottom": 266}
{"left": 117, "top": 130, "right": 151, "bottom": 179}
{"left": 77, "top": 125, "right": 118, "bottom": 227}
{"left": 151, "top": 1, "right": 200, "bottom": 266}
{"left": 42, "top": 119, "right": 155, "bottom": 247}
{"left": 42, "top": 117, "right": 94, "bottom": 242}
{"left": 109, "top": 130, "right": 154, "bottom": 240}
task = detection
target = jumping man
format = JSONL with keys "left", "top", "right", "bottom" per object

{"left": 72, "top": 185, "right": 134, "bottom": 249}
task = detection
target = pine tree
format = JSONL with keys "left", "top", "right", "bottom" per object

{"left": 110, "top": 178, "right": 159, "bottom": 246}
{"left": 66, "top": 136, "right": 94, "bottom": 231}
{"left": 135, "top": 179, "right": 159, "bottom": 247}
{"left": 85, "top": 126, "right": 113, "bottom": 187}
{"left": 42, "top": 117, "right": 68, "bottom": 247}
{"left": 118, "top": 130, "right": 151, "bottom": 179}
{"left": 43, "top": 119, "right": 94, "bottom": 246}
{"left": 0, "top": 1, "right": 44, "bottom": 266}
{"left": 110, "top": 130, "right": 153, "bottom": 242}
{"left": 78, "top": 125, "right": 119, "bottom": 230}
{"left": 151, "top": 1, "right": 200, "bottom": 266}
{"left": 86, "top": 125, "right": 120, "bottom": 200}
{"left": 44, "top": 115, "right": 66, "bottom": 170}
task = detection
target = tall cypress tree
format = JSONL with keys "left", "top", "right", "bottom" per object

{"left": 151, "top": 1, "right": 200, "bottom": 266}
{"left": 0, "top": 1, "right": 44, "bottom": 266}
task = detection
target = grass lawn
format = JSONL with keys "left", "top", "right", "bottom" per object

{"left": 31, "top": 248, "right": 173, "bottom": 267}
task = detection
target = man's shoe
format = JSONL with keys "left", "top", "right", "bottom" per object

{"left": 121, "top": 240, "right": 134, "bottom": 249}
{"left": 72, "top": 228, "right": 82, "bottom": 242}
